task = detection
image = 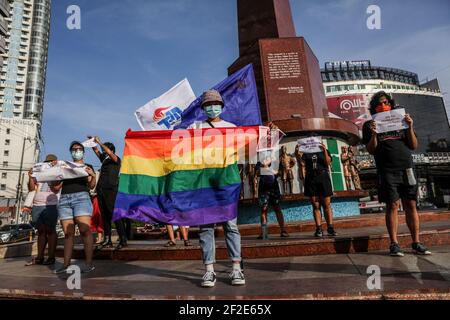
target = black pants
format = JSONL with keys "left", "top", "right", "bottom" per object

{"left": 123, "top": 218, "right": 132, "bottom": 240}
{"left": 98, "top": 189, "right": 127, "bottom": 243}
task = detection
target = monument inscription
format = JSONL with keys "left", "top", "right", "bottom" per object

{"left": 267, "top": 52, "right": 301, "bottom": 79}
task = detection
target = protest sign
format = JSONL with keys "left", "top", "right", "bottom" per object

{"left": 372, "top": 108, "right": 409, "bottom": 133}
{"left": 32, "top": 161, "right": 89, "bottom": 183}
{"left": 297, "top": 137, "right": 322, "bottom": 153}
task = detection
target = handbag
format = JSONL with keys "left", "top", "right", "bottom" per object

{"left": 23, "top": 191, "right": 36, "bottom": 208}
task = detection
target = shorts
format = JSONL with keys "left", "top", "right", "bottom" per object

{"left": 304, "top": 171, "right": 333, "bottom": 198}
{"left": 58, "top": 192, "right": 93, "bottom": 221}
{"left": 258, "top": 184, "right": 282, "bottom": 208}
{"left": 377, "top": 170, "right": 418, "bottom": 203}
{"left": 31, "top": 205, "right": 58, "bottom": 230}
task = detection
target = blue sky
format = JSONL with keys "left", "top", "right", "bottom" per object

{"left": 42, "top": 0, "right": 450, "bottom": 168}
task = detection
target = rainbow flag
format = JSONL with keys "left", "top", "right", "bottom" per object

{"left": 113, "top": 127, "right": 260, "bottom": 226}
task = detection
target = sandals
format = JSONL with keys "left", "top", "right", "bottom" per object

{"left": 96, "top": 241, "right": 113, "bottom": 251}
{"left": 25, "top": 257, "right": 44, "bottom": 266}
{"left": 184, "top": 240, "right": 192, "bottom": 247}
{"left": 164, "top": 240, "right": 177, "bottom": 247}
{"left": 280, "top": 230, "right": 290, "bottom": 238}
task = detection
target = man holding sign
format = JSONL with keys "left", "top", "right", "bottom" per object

{"left": 362, "top": 91, "right": 431, "bottom": 257}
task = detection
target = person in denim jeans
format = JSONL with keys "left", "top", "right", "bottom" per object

{"left": 188, "top": 90, "right": 245, "bottom": 287}
{"left": 54, "top": 141, "right": 97, "bottom": 274}
{"left": 193, "top": 90, "right": 279, "bottom": 287}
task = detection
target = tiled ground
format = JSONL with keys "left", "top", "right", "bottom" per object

{"left": 0, "top": 245, "right": 449, "bottom": 299}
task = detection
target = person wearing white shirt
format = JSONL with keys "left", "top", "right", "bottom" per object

{"left": 189, "top": 90, "right": 244, "bottom": 288}
{"left": 24, "top": 154, "right": 63, "bottom": 266}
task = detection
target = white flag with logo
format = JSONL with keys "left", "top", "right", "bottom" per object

{"left": 135, "top": 78, "right": 196, "bottom": 130}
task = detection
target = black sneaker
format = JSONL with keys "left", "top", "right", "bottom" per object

{"left": 389, "top": 243, "right": 404, "bottom": 257}
{"left": 327, "top": 226, "right": 338, "bottom": 236}
{"left": 230, "top": 269, "right": 246, "bottom": 286}
{"left": 81, "top": 264, "right": 96, "bottom": 274}
{"left": 201, "top": 271, "right": 216, "bottom": 287}
{"left": 412, "top": 242, "right": 431, "bottom": 255}
{"left": 115, "top": 242, "right": 128, "bottom": 250}
{"left": 314, "top": 228, "right": 323, "bottom": 238}
{"left": 53, "top": 265, "right": 70, "bottom": 274}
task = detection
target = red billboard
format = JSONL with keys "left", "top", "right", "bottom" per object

{"left": 326, "top": 94, "right": 371, "bottom": 129}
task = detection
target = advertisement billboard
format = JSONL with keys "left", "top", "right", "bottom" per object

{"left": 327, "top": 94, "right": 371, "bottom": 129}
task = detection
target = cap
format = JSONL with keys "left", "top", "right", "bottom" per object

{"left": 44, "top": 154, "right": 57, "bottom": 162}
{"left": 69, "top": 141, "right": 84, "bottom": 151}
{"left": 201, "top": 90, "right": 224, "bottom": 107}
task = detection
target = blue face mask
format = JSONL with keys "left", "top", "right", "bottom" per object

{"left": 204, "top": 105, "right": 223, "bottom": 119}
{"left": 71, "top": 150, "right": 84, "bottom": 161}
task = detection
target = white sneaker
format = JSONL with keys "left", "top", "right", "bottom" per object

{"left": 230, "top": 269, "right": 246, "bottom": 286}
{"left": 201, "top": 271, "right": 216, "bottom": 287}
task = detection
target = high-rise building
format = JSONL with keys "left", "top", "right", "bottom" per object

{"left": 0, "top": 0, "right": 51, "bottom": 200}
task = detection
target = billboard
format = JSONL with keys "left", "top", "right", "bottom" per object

{"left": 327, "top": 94, "right": 371, "bottom": 129}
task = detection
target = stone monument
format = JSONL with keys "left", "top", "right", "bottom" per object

{"left": 228, "top": 0, "right": 359, "bottom": 143}
{"left": 230, "top": 0, "right": 367, "bottom": 225}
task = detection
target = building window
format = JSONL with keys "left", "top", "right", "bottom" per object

{"left": 0, "top": 184, "right": 6, "bottom": 191}
{"left": 6, "top": 129, "right": 10, "bottom": 135}
{"left": 1, "top": 173, "right": 6, "bottom": 179}
{"left": 4, "top": 150, "right": 9, "bottom": 157}
{"left": 5, "top": 140, "right": 10, "bottom": 146}
{"left": 2, "top": 162, "right": 8, "bottom": 168}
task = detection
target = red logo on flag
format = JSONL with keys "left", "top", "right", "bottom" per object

{"left": 153, "top": 107, "right": 171, "bottom": 121}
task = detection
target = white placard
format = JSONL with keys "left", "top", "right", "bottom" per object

{"left": 32, "top": 161, "right": 89, "bottom": 183}
{"left": 81, "top": 138, "right": 97, "bottom": 148}
{"left": 297, "top": 137, "right": 322, "bottom": 154}
{"left": 372, "top": 108, "right": 409, "bottom": 133}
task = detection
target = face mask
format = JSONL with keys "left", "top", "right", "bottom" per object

{"left": 71, "top": 150, "right": 84, "bottom": 161}
{"left": 375, "top": 103, "right": 391, "bottom": 113}
{"left": 204, "top": 105, "right": 222, "bottom": 118}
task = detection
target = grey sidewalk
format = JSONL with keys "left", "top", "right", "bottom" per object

{"left": 0, "top": 245, "right": 449, "bottom": 300}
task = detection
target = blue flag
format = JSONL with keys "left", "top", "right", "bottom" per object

{"left": 175, "top": 64, "right": 262, "bottom": 129}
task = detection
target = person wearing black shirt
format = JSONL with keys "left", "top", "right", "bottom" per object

{"left": 300, "top": 142, "right": 337, "bottom": 237}
{"left": 256, "top": 151, "right": 289, "bottom": 240}
{"left": 362, "top": 91, "right": 431, "bottom": 256}
{"left": 55, "top": 141, "right": 97, "bottom": 274}
{"left": 90, "top": 136, "right": 128, "bottom": 250}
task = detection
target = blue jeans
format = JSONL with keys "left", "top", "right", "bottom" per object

{"left": 199, "top": 218, "right": 242, "bottom": 265}
{"left": 58, "top": 192, "right": 93, "bottom": 221}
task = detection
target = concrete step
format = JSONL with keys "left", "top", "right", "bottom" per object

{"left": 55, "top": 216, "right": 450, "bottom": 261}
{"left": 133, "top": 210, "right": 450, "bottom": 239}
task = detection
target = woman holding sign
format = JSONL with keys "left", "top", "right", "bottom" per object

{"left": 362, "top": 91, "right": 431, "bottom": 257}
{"left": 299, "top": 138, "right": 338, "bottom": 238}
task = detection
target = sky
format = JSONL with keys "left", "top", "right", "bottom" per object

{"left": 42, "top": 0, "right": 450, "bottom": 168}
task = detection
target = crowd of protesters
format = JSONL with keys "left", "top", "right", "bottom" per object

{"left": 21, "top": 90, "right": 431, "bottom": 286}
